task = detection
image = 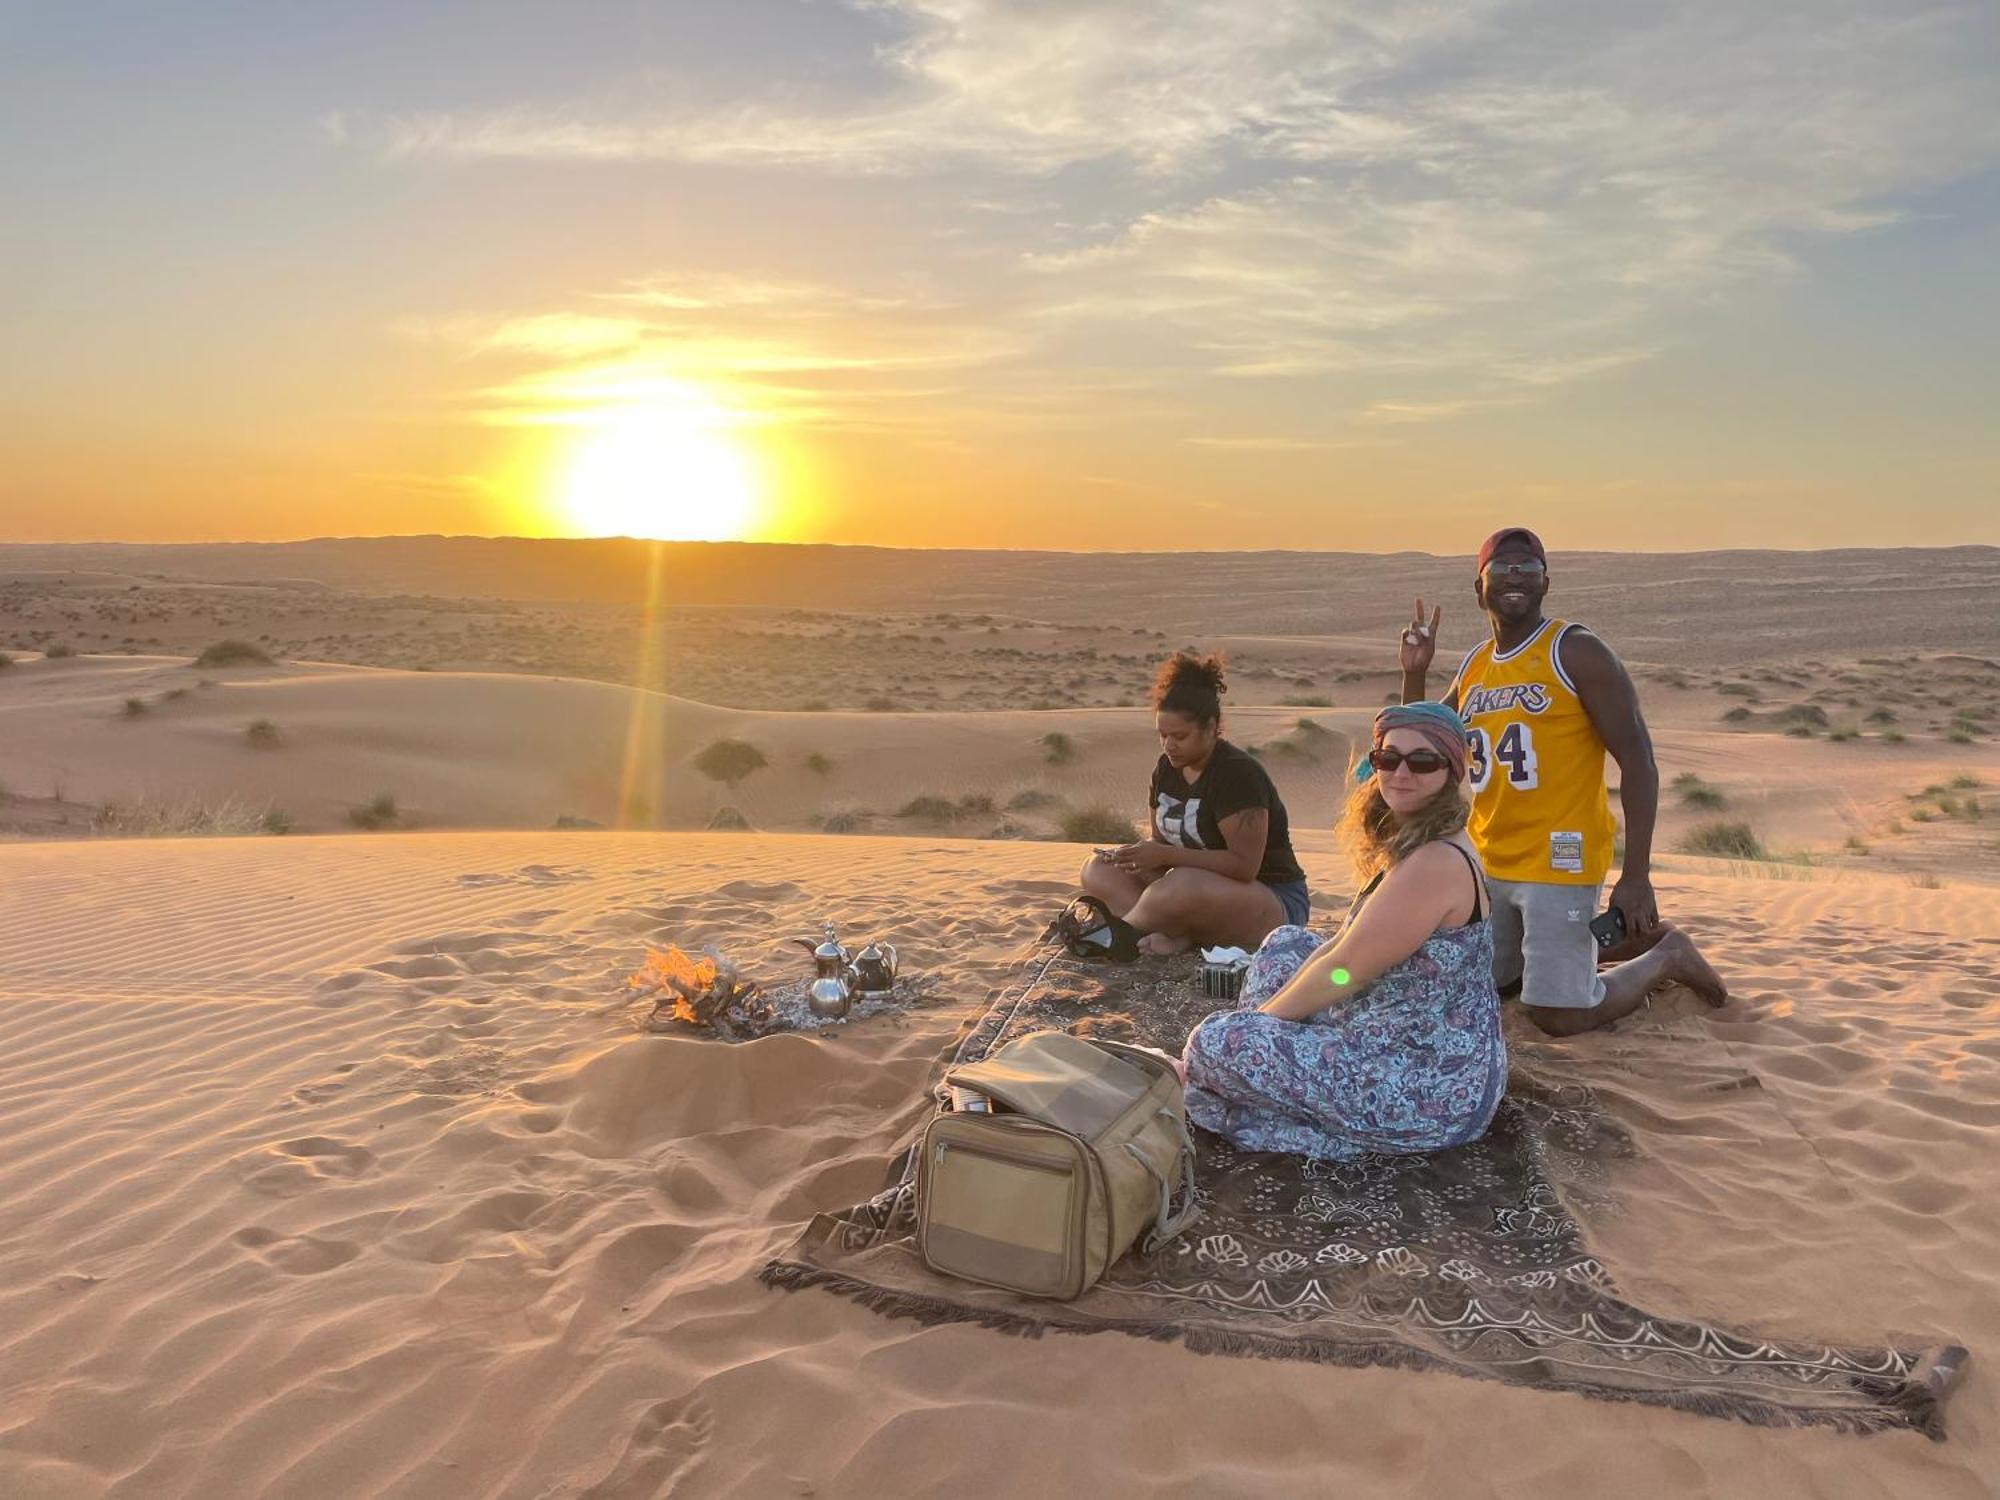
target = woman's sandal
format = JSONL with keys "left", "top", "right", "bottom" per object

{"left": 1053, "top": 894, "right": 1142, "bottom": 963}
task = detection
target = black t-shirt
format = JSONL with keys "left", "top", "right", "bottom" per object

{"left": 1148, "top": 739, "right": 1305, "bottom": 885}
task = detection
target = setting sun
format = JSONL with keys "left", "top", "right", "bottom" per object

{"left": 560, "top": 404, "right": 761, "bottom": 541}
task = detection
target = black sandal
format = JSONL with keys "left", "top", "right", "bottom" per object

{"left": 1053, "top": 894, "right": 1142, "bottom": 963}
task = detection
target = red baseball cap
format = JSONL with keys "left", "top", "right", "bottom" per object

{"left": 1476, "top": 527, "right": 1546, "bottom": 573}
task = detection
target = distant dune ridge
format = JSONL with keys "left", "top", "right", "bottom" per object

{"left": 1, "top": 541, "right": 1998, "bottom": 1495}
{"left": 2, "top": 537, "right": 1996, "bottom": 661}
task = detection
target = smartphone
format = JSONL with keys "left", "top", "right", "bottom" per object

{"left": 1587, "top": 906, "right": 1627, "bottom": 950}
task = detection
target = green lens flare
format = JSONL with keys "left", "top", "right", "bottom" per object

{"left": 1330, "top": 967, "right": 1351, "bottom": 986}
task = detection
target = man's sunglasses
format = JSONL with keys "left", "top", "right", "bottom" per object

{"left": 1369, "top": 747, "right": 1451, "bottom": 775}
{"left": 1482, "top": 559, "right": 1547, "bottom": 584}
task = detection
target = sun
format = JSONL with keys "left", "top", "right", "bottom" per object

{"left": 560, "top": 405, "right": 761, "bottom": 541}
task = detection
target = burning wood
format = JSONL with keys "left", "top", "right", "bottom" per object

{"left": 627, "top": 945, "right": 771, "bottom": 1036}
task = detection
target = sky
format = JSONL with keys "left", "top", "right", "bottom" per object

{"left": 3, "top": 0, "right": 1997, "bottom": 552}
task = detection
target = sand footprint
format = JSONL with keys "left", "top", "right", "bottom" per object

{"left": 575, "top": 1392, "right": 715, "bottom": 1500}
{"left": 232, "top": 1225, "right": 361, "bottom": 1275}
{"left": 240, "top": 1136, "right": 378, "bottom": 1194}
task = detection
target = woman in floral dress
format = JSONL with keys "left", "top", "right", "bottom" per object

{"left": 1180, "top": 702, "right": 1505, "bottom": 1159}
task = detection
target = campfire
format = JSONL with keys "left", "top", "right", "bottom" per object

{"left": 628, "top": 945, "right": 771, "bottom": 1036}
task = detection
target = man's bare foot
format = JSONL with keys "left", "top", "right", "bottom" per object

{"left": 1137, "top": 931, "right": 1194, "bottom": 957}
{"left": 1660, "top": 928, "right": 1729, "bottom": 1007}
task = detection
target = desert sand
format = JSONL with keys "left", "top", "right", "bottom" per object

{"left": 1, "top": 833, "right": 1997, "bottom": 1497}
{"left": 2, "top": 541, "right": 1999, "bottom": 1497}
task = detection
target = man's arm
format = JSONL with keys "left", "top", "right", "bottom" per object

{"left": 1559, "top": 628, "right": 1659, "bottom": 932}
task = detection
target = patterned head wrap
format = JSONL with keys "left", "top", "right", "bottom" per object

{"left": 1353, "top": 701, "right": 1472, "bottom": 783}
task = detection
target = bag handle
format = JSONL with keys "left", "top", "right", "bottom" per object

{"left": 1128, "top": 1110, "right": 1201, "bottom": 1252}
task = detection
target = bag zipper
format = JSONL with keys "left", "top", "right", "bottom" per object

{"left": 931, "top": 1136, "right": 1073, "bottom": 1175}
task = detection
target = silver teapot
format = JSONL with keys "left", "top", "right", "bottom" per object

{"left": 806, "top": 974, "right": 853, "bottom": 1020}
{"left": 851, "top": 940, "right": 898, "bottom": 997}
{"left": 796, "top": 924, "right": 854, "bottom": 1019}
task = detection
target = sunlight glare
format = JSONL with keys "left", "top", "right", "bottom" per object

{"left": 561, "top": 402, "right": 760, "bottom": 541}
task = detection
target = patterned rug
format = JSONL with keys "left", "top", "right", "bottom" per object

{"left": 763, "top": 941, "right": 1967, "bottom": 1437}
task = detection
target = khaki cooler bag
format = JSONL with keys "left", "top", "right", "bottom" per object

{"left": 917, "top": 1031, "right": 1200, "bottom": 1300}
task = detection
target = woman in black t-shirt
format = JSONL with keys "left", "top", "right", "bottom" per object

{"left": 1080, "top": 651, "right": 1309, "bottom": 956}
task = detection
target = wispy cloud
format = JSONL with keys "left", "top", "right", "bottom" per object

{"left": 360, "top": 0, "right": 2000, "bottom": 431}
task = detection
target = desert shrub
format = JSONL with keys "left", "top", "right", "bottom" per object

{"left": 1720, "top": 706, "right": 1752, "bottom": 723}
{"left": 1780, "top": 704, "right": 1828, "bottom": 728}
{"left": 1279, "top": 695, "right": 1332, "bottom": 708}
{"left": 45, "top": 643, "right": 76, "bottom": 659}
{"left": 1672, "top": 772, "right": 1726, "bottom": 810}
{"left": 1006, "top": 787, "right": 1062, "bottom": 812}
{"left": 1061, "top": 805, "right": 1138, "bottom": 844}
{"left": 163, "top": 686, "right": 189, "bottom": 701}
{"left": 347, "top": 792, "right": 400, "bottom": 830}
{"left": 1716, "top": 682, "right": 1756, "bottom": 698}
{"left": 897, "top": 795, "right": 961, "bottom": 821}
{"left": 94, "top": 794, "right": 275, "bottom": 838}
{"left": 1679, "top": 820, "right": 1768, "bottom": 859}
{"left": 1882, "top": 729, "right": 1907, "bottom": 743}
{"left": 0, "top": 652, "right": 12, "bottom": 669}
{"left": 193, "top": 639, "right": 273, "bottom": 668}
{"left": 245, "top": 718, "right": 282, "bottom": 748}
{"left": 957, "top": 792, "right": 996, "bottom": 817}
{"left": 803, "top": 751, "right": 833, "bottom": 775}
{"left": 1844, "top": 835, "right": 1869, "bottom": 854}
{"left": 707, "top": 806, "right": 751, "bottom": 830}
{"left": 1041, "top": 731, "right": 1075, "bottom": 765}
{"left": 1293, "top": 718, "right": 1333, "bottom": 739}
{"left": 260, "top": 809, "right": 294, "bottom": 835}
{"left": 693, "top": 738, "right": 768, "bottom": 787}
{"left": 122, "top": 697, "right": 149, "bottom": 718}
{"left": 1948, "top": 773, "right": 1983, "bottom": 789}
{"left": 1865, "top": 708, "right": 1898, "bottom": 724}
{"left": 1784, "top": 723, "right": 1816, "bottom": 738}
{"left": 864, "top": 696, "right": 903, "bottom": 712}
{"left": 1946, "top": 727, "right": 1976, "bottom": 744}
{"left": 1909, "top": 872, "right": 1942, "bottom": 890}
{"left": 816, "top": 806, "right": 870, "bottom": 833}
{"left": 1909, "top": 807, "right": 1936, "bottom": 823}
{"left": 1828, "top": 727, "right": 1857, "bottom": 742}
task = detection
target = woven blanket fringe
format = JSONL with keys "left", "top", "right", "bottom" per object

{"left": 759, "top": 1258, "right": 1950, "bottom": 1441}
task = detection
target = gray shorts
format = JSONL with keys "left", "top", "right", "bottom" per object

{"left": 1487, "top": 878, "right": 1608, "bottom": 1010}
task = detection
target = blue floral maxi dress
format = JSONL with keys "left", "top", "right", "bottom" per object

{"left": 1183, "top": 836, "right": 1506, "bottom": 1159}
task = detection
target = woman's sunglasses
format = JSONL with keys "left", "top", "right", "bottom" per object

{"left": 1369, "top": 747, "right": 1451, "bottom": 775}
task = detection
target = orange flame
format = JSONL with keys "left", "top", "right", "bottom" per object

{"left": 629, "top": 945, "right": 719, "bottom": 1025}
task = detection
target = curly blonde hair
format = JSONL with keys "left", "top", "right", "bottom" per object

{"left": 1335, "top": 773, "right": 1470, "bottom": 882}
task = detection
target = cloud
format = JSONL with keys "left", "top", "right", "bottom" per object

{"left": 402, "top": 274, "right": 1023, "bottom": 434}
{"left": 1185, "top": 435, "right": 1389, "bottom": 450}
{"left": 361, "top": 0, "right": 2000, "bottom": 425}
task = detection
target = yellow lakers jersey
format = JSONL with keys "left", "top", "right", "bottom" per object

{"left": 1448, "top": 618, "right": 1617, "bottom": 885}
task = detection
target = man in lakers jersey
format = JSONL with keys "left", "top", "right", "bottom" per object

{"left": 1399, "top": 527, "right": 1727, "bottom": 1035}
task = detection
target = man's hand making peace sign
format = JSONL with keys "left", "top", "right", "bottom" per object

{"left": 1398, "top": 598, "right": 1442, "bottom": 678}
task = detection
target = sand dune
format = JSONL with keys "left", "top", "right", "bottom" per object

{"left": 0, "top": 831, "right": 1995, "bottom": 1498}
{"left": 4, "top": 650, "right": 1995, "bottom": 896}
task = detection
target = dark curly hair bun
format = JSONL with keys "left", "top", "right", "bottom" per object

{"left": 1150, "top": 649, "right": 1228, "bottom": 727}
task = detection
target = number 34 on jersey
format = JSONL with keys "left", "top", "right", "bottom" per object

{"left": 1467, "top": 721, "right": 1539, "bottom": 791}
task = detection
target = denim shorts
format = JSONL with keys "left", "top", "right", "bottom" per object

{"left": 1262, "top": 878, "right": 1311, "bottom": 929}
